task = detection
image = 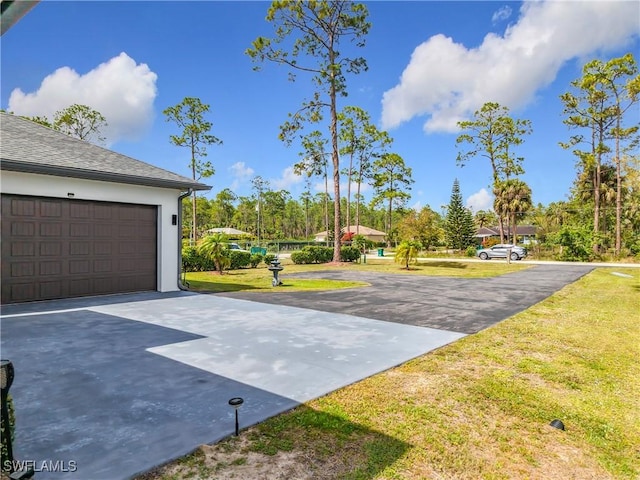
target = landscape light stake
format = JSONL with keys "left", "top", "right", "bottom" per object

{"left": 549, "top": 419, "right": 565, "bottom": 431}
{"left": 228, "top": 397, "right": 244, "bottom": 436}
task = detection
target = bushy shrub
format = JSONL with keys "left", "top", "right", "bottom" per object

{"left": 250, "top": 253, "right": 264, "bottom": 268}
{"left": 182, "top": 246, "right": 215, "bottom": 272}
{"left": 549, "top": 226, "right": 593, "bottom": 262}
{"left": 340, "top": 246, "right": 361, "bottom": 262}
{"left": 229, "top": 250, "right": 251, "bottom": 269}
{"left": 263, "top": 253, "right": 276, "bottom": 265}
{"left": 351, "top": 234, "right": 373, "bottom": 253}
{"left": 305, "top": 245, "right": 334, "bottom": 263}
{"left": 465, "top": 246, "right": 478, "bottom": 257}
{"left": 290, "top": 245, "right": 333, "bottom": 264}
{"left": 483, "top": 237, "right": 500, "bottom": 248}
{"left": 291, "top": 250, "right": 312, "bottom": 264}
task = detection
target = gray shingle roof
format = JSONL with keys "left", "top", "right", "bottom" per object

{"left": 0, "top": 112, "right": 210, "bottom": 191}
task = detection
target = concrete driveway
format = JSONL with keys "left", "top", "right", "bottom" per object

{"left": 0, "top": 264, "right": 592, "bottom": 479}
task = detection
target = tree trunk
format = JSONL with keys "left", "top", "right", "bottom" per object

{"left": 593, "top": 123, "right": 601, "bottom": 255}
{"left": 191, "top": 145, "right": 197, "bottom": 245}
{"left": 324, "top": 168, "right": 329, "bottom": 247}
{"left": 346, "top": 152, "right": 353, "bottom": 234}
{"left": 615, "top": 115, "right": 622, "bottom": 256}
{"left": 333, "top": 152, "right": 341, "bottom": 259}
{"left": 498, "top": 215, "right": 506, "bottom": 244}
{"left": 356, "top": 164, "right": 363, "bottom": 235}
{"left": 191, "top": 191, "right": 197, "bottom": 246}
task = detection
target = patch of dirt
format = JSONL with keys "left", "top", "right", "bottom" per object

{"left": 197, "top": 441, "right": 313, "bottom": 480}
{"left": 325, "top": 261, "right": 353, "bottom": 267}
{"left": 140, "top": 438, "right": 312, "bottom": 480}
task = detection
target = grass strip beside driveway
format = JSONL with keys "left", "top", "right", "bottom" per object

{"left": 184, "top": 260, "right": 529, "bottom": 294}
{"left": 143, "top": 267, "right": 639, "bottom": 479}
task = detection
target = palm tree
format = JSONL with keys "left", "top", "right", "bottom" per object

{"left": 494, "top": 179, "right": 533, "bottom": 244}
{"left": 198, "top": 233, "right": 231, "bottom": 274}
{"left": 395, "top": 241, "right": 420, "bottom": 270}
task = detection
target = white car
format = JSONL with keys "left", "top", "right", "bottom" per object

{"left": 228, "top": 243, "right": 250, "bottom": 253}
{"left": 477, "top": 244, "right": 527, "bottom": 261}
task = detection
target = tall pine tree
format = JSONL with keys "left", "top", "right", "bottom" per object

{"left": 445, "top": 179, "right": 476, "bottom": 251}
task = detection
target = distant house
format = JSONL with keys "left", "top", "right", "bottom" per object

{"left": 206, "top": 227, "right": 250, "bottom": 237}
{"left": 476, "top": 225, "right": 538, "bottom": 245}
{"left": 1, "top": 113, "right": 210, "bottom": 304}
{"left": 314, "top": 225, "right": 386, "bottom": 243}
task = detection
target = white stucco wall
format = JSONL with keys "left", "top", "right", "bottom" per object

{"left": 1, "top": 170, "right": 185, "bottom": 292}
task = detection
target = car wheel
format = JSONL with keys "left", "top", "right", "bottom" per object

{"left": 510, "top": 252, "right": 519, "bottom": 261}
{"left": 479, "top": 252, "right": 489, "bottom": 260}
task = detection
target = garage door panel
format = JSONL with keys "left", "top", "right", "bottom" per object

{"left": 70, "top": 223, "right": 91, "bottom": 237}
{"left": 69, "top": 259, "right": 90, "bottom": 274}
{"left": 69, "top": 278, "right": 91, "bottom": 296}
{"left": 1, "top": 195, "right": 158, "bottom": 304}
{"left": 40, "top": 200, "right": 62, "bottom": 217}
{"left": 11, "top": 242, "right": 35, "bottom": 256}
{"left": 95, "top": 242, "right": 113, "bottom": 255}
{"left": 10, "top": 198, "right": 36, "bottom": 216}
{"left": 11, "top": 263, "right": 35, "bottom": 277}
{"left": 40, "top": 242, "right": 62, "bottom": 256}
{"left": 134, "top": 274, "right": 156, "bottom": 290}
{"left": 4, "top": 283, "right": 35, "bottom": 303}
{"left": 39, "top": 281, "right": 63, "bottom": 299}
{"left": 39, "top": 261, "right": 63, "bottom": 276}
{"left": 70, "top": 242, "right": 91, "bottom": 255}
{"left": 70, "top": 203, "right": 91, "bottom": 218}
{"left": 40, "top": 222, "right": 63, "bottom": 237}
{"left": 139, "top": 224, "right": 156, "bottom": 238}
{"left": 11, "top": 221, "right": 36, "bottom": 236}
{"left": 138, "top": 207, "right": 157, "bottom": 222}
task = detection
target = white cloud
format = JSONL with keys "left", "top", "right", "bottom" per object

{"left": 8, "top": 52, "right": 157, "bottom": 145}
{"left": 466, "top": 188, "right": 493, "bottom": 212}
{"left": 229, "top": 161, "right": 255, "bottom": 180}
{"left": 271, "top": 165, "right": 303, "bottom": 190}
{"left": 381, "top": 1, "right": 639, "bottom": 133}
{"left": 228, "top": 162, "right": 255, "bottom": 191}
{"left": 310, "top": 179, "right": 370, "bottom": 197}
{"left": 492, "top": 5, "right": 512, "bottom": 24}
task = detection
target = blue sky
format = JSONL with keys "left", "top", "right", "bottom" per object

{"left": 2, "top": 1, "right": 639, "bottom": 213}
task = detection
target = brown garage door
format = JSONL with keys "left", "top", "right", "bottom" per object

{"left": 1, "top": 195, "right": 157, "bottom": 304}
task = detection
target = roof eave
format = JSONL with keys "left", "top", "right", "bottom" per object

{"left": 1, "top": 0, "right": 40, "bottom": 35}
{"left": 0, "top": 159, "right": 211, "bottom": 192}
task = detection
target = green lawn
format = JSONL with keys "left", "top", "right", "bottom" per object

{"left": 141, "top": 266, "right": 639, "bottom": 480}
{"left": 185, "top": 267, "right": 369, "bottom": 293}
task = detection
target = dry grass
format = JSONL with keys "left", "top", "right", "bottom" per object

{"left": 139, "top": 267, "right": 639, "bottom": 480}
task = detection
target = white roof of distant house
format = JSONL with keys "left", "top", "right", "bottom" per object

{"left": 206, "top": 227, "right": 249, "bottom": 235}
{"left": 314, "top": 225, "right": 386, "bottom": 237}
{"left": 343, "top": 225, "right": 386, "bottom": 236}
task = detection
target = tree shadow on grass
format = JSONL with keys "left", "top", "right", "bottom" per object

{"left": 244, "top": 405, "right": 412, "bottom": 479}
{"left": 136, "top": 405, "right": 410, "bottom": 480}
{"left": 417, "top": 261, "right": 468, "bottom": 269}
